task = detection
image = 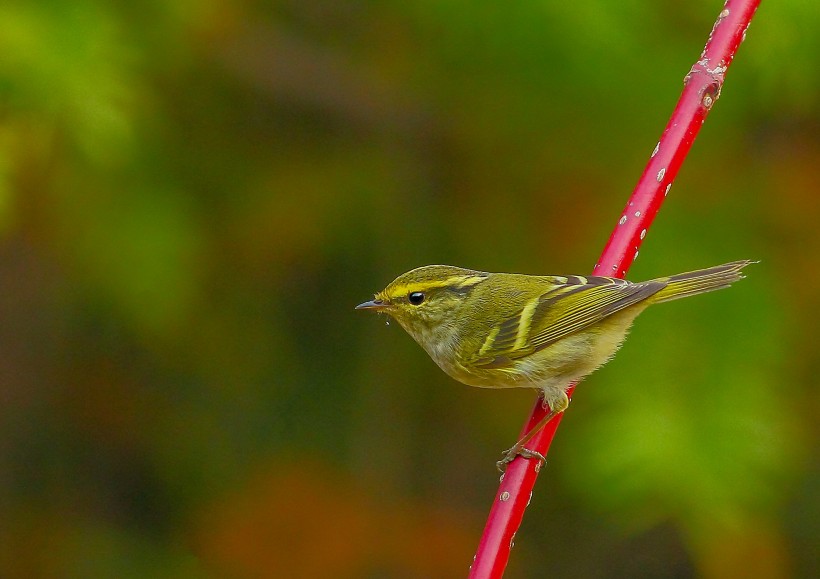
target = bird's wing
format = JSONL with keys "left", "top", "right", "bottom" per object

{"left": 469, "top": 275, "right": 665, "bottom": 369}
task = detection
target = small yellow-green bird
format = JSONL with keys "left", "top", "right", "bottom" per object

{"left": 357, "top": 260, "right": 752, "bottom": 470}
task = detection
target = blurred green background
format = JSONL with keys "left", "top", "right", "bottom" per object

{"left": 0, "top": 1, "right": 818, "bottom": 577}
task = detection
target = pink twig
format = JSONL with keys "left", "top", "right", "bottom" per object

{"left": 469, "top": 1, "right": 761, "bottom": 577}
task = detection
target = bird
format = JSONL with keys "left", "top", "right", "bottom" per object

{"left": 357, "top": 260, "right": 753, "bottom": 470}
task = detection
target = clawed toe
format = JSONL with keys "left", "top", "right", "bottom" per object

{"left": 496, "top": 447, "right": 547, "bottom": 472}
{"left": 519, "top": 448, "right": 547, "bottom": 466}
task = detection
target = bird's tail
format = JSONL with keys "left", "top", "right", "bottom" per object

{"left": 650, "top": 260, "right": 754, "bottom": 304}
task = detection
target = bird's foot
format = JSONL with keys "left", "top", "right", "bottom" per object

{"left": 496, "top": 447, "right": 547, "bottom": 472}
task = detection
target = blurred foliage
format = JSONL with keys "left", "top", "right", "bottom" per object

{"left": 0, "top": 1, "right": 818, "bottom": 577}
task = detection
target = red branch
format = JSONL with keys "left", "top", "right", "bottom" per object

{"left": 468, "top": 1, "right": 761, "bottom": 576}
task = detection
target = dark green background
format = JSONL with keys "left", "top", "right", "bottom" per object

{"left": 1, "top": 1, "right": 817, "bottom": 577}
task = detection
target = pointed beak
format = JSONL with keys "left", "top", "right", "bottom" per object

{"left": 355, "top": 299, "right": 387, "bottom": 311}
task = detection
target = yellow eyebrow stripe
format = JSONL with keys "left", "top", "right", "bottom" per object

{"left": 453, "top": 275, "right": 487, "bottom": 288}
{"left": 389, "top": 275, "right": 486, "bottom": 296}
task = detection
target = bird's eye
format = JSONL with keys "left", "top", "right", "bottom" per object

{"left": 408, "top": 291, "right": 425, "bottom": 305}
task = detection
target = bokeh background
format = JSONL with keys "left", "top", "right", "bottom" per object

{"left": 1, "top": 1, "right": 818, "bottom": 577}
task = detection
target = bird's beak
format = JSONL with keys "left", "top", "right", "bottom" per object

{"left": 355, "top": 299, "right": 387, "bottom": 310}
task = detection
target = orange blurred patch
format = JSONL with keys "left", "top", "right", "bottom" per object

{"left": 191, "top": 458, "right": 477, "bottom": 578}
{"left": 691, "top": 518, "right": 793, "bottom": 579}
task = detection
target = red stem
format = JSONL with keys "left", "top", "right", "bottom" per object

{"left": 469, "top": 1, "right": 761, "bottom": 577}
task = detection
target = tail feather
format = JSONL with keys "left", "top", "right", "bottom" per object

{"left": 651, "top": 260, "right": 754, "bottom": 304}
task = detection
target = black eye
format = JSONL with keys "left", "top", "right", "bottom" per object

{"left": 408, "top": 291, "right": 425, "bottom": 305}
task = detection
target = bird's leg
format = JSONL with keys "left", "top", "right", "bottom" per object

{"left": 497, "top": 391, "right": 570, "bottom": 472}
